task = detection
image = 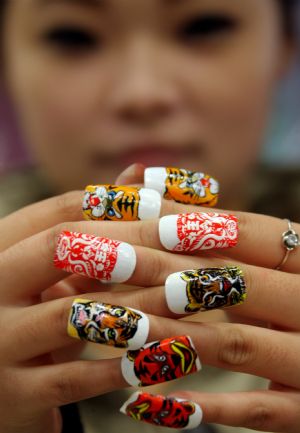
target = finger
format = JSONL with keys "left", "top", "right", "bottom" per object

{"left": 158, "top": 207, "right": 300, "bottom": 273}
{"left": 168, "top": 390, "right": 300, "bottom": 432}
{"left": 0, "top": 191, "right": 83, "bottom": 252}
{"left": 1, "top": 225, "right": 221, "bottom": 303}
{"left": 8, "top": 298, "right": 300, "bottom": 388}
{"left": 70, "top": 263, "right": 300, "bottom": 330}
{"left": 21, "top": 358, "right": 127, "bottom": 410}
{"left": 5, "top": 295, "right": 150, "bottom": 361}
{"left": 115, "top": 163, "right": 145, "bottom": 185}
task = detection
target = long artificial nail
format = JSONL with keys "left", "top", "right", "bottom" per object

{"left": 159, "top": 212, "right": 238, "bottom": 252}
{"left": 68, "top": 298, "right": 149, "bottom": 349}
{"left": 120, "top": 392, "right": 202, "bottom": 430}
{"left": 144, "top": 167, "right": 219, "bottom": 206}
{"left": 54, "top": 231, "right": 136, "bottom": 283}
{"left": 121, "top": 335, "right": 201, "bottom": 387}
{"left": 83, "top": 185, "right": 161, "bottom": 221}
{"left": 166, "top": 266, "right": 246, "bottom": 314}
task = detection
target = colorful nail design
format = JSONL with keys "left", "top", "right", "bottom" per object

{"left": 83, "top": 185, "right": 161, "bottom": 221}
{"left": 120, "top": 392, "right": 202, "bottom": 430}
{"left": 159, "top": 212, "right": 238, "bottom": 252}
{"left": 144, "top": 167, "right": 219, "bottom": 206}
{"left": 54, "top": 231, "right": 136, "bottom": 283}
{"left": 166, "top": 266, "right": 247, "bottom": 314}
{"left": 68, "top": 298, "right": 149, "bottom": 349}
{"left": 121, "top": 335, "right": 201, "bottom": 387}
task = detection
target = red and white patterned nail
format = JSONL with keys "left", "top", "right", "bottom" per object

{"left": 159, "top": 212, "right": 238, "bottom": 252}
{"left": 54, "top": 231, "right": 136, "bottom": 283}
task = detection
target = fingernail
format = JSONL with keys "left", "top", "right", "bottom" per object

{"left": 159, "top": 212, "right": 238, "bottom": 252}
{"left": 68, "top": 298, "right": 149, "bottom": 349}
{"left": 121, "top": 335, "right": 201, "bottom": 387}
{"left": 144, "top": 167, "right": 219, "bottom": 206}
{"left": 120, "top": 392, "right": 202, "bottom": 429}
{"left": 166, "top": 266, "right": 247, "bottom": 313}
{"left": 83, "top": 185, "right": 161, "bottom": 221}
{"left": 54, "top": 231, "right": 136, "bottom": 283}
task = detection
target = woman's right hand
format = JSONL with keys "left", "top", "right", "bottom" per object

{"left": 0, "top": 192, "right": 132, "bottom": 433}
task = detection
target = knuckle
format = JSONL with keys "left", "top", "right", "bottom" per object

{"left": 146, "top": 251, "right": 165, "bottom": 286}
{"left": 55, "top": 191, "right": 81, "bottom": 221}
{"left": 137, "top": 221, "right": 151, "bottom": 247}
{"left": 244, "top": 405, "right": 273, "bottom": 430}
{"left": 218, "top": 326, "right": 255, "bottom": 367}
{"left": 50, "top": 368, "right": 82, "bottom": 405}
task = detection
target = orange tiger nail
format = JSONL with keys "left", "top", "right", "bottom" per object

{"left": 144, "top": 167, "right": 219, "bottom": 206}
{"left": 83, "top": 185, "right": 161, "bottom": 221}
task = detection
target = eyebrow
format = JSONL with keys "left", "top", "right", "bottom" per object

{"left": 36, "top": 0, "right": 107, "bottom": 9}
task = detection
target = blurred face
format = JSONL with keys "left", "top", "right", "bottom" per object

{"left": 3, "top": 0, "right": 291, "bottom": 206}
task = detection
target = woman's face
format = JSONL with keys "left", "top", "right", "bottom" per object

{"left": 3, "top": 0, "right": 291, "bottom": 204}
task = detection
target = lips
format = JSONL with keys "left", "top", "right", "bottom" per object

{"left": 89, "top": 139, "right": 205, "bottom": 172}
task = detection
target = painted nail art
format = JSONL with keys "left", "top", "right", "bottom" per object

{"left": 83, "top": 185, "right": 161, "bottom": 221}
{"left": 120, "top": 392, "right": 202, "bottom": 430}
{"left": 121, "top": 335, "right": 201, "bottom": 387}
{"left": 68, "top": 298, "right": 149, "bottom": 349}
{"left": 159, "top": 212, "right": 238, "bottom": 252}
{"left": 54, "top": 231, "right": 136, "bottom": 283}
{"left": 166, "top": 266, "right": 247, "bottom": 314}
{"left": 144, "top": 167, "right": 219, "bottom": 206}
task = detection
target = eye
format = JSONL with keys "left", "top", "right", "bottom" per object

{"left": 112, "top": 309, "right": 124, "bottom": 317}
{"left": 107, "top": 208, "right": 116, "bottom": 217}
{"left": 107, "top": 328, "right": 116, "bottom": 339}
{"left": 177, "top": 14, "right": 237, "bottom": 43}
{"left": 43, "top": 26, "right": 100, "bottom": 53}
{"left": 154, "top": 354, "right": 167, "bottom": 362}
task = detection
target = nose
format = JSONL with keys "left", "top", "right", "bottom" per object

{"left": 108, "top": 36, "right": 181, "bottom": 126}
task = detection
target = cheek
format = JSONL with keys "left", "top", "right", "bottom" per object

{"left": 6, "top": 51, "right": 113, "bottom": 188}
{"left": 181, "top": 35, "right": 281, "bottom": 186}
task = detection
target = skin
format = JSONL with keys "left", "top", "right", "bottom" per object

{"left": 2, "top": 0, "right": 292, "bottom": 208}
{"left": 0, "top": 1, "right": 299, "bottom": 433}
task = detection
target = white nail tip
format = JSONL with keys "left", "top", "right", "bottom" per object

{"left": 127, "top": 309, "right": 149, "bottom": 350}
{"left": 144, "top": 167, "right": 168, "bottom": 196}
{"left": 110, "top": 242, "right": 137, "bottom": 283}
{"left": 165, "top": 271, "right": 190, "bottom": 314}
{"left": 138, "top": 188, "right": 162, "bottom": 220}
{"left": 159, "top": 215, "right": 178, "bottom": 250}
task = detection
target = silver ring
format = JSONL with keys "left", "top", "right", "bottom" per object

{"left": 276, "top": 219, "right": 300, "bottom": 270}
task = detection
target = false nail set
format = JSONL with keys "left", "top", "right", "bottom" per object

{"left": 54, "top": 167, "right": 246, "bottom": 430}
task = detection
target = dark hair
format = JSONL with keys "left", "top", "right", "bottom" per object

{"left": 0, "top": 0, "right": 297, "bottom": 35}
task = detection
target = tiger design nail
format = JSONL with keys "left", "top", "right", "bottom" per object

{"left": 165, "top": 266, "right": 247, "bottom": 314}
{"left": 120, "top": 392, "right": 202, "bottom": 430}
{"left": 121, "top": 335, "right": 201, "bottom": 387}
{"left": 68, "top": 299, "right": 149, "bottom": 349}
{"left": 144, "top": 167, "right": 219, "bottom": 206}
{"left": 83, "top": 185, "right": 161, "bottom": 221}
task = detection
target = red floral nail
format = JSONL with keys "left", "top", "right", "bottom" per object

{"left": 159, "top": 212, "right": 238, "bottom": 252}
{"left": 54, "top": 231, "right": 136, "bottom": 283}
